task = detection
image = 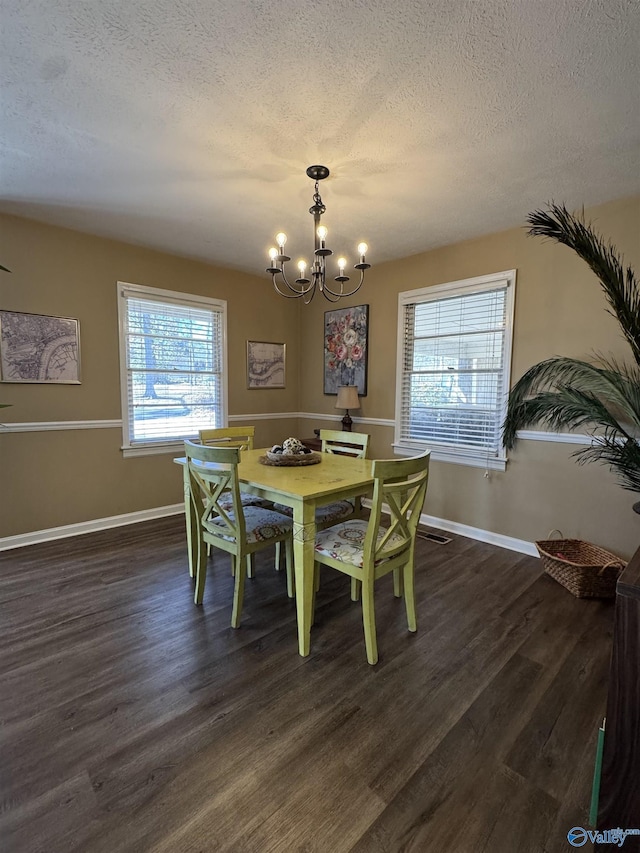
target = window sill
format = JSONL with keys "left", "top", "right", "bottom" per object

{"left": 392, "top": 442, "right": 507, "bottom": 471}
{"left": 122, "top": 442, "right": 186, "bottom": 458}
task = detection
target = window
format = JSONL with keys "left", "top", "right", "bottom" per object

{"left": 394, "top": 270, "right": 516, "bottom": 470}
{"left": 117, "top": 282, "right": 227, "bottom": 456}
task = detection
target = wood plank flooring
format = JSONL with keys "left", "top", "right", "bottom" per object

{"left": 0, "top": 517, "right": 614, "bottom": 852}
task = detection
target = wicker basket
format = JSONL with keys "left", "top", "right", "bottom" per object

{"left": 535, "top": 531, "right": 626, "bottom": 598}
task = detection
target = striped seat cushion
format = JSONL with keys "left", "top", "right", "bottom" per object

{"left": 272, "top": 499, "right": 354, "bottom": 525}
{"left": 206, "top": 507, "right": 293, "bottom": 544}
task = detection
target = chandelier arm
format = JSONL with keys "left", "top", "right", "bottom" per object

{"left": 321, "top": 287, "right": 343, "bottom": 303}
{"left": 280, "top": 263, "right": 316, "bottom": 296}
{"left": 322, "top": 268, "right": 367, "bottom": 299}
{"left": 272, "top": 274, "right": 315, "bottom": 299}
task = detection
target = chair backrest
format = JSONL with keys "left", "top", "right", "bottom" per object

{"left": 319, "top": 429, "right": 369, "bottom": 459}
{"left": 363, "top": 451, "right": 430, "bottom": 574}
{"left": 199, "top": 426, "right": 255, "bottom": 451}
{"left": 184, "top": 440, "right": 245, "bottom": 548}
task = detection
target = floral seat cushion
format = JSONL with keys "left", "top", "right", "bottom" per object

{"left": 314, "top": 519, "right": 406, "bottom": 568}
{"left": 206, "top": 507, "right": 293, "bottom": 544}
{"left": 217, "top": 492, "right": 271, "bottom": 511}
{"left": 272, "top": 499, "right": 354, "bottom": 525}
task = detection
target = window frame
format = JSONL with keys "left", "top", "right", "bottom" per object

{"left": 393, "top": 270, "right": 516, "bottom": 470}
{"left": 117, "top": 281, "right": 228, "bottom": 458}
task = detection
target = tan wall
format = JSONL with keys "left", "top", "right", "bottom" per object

{"left": 298, "top": 195, "right": 640, "bottom": 559}
{"left": 0, "top": 215, "right": 299, "bottom": 537}
{"left": 3, "top": 198, "right": 640, "bottom": 558}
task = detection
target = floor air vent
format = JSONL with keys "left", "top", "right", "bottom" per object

{"left": 418, "top": 531, "right": 452, "bottom": 545}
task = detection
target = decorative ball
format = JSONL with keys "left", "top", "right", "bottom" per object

{"left": 270, "top": 445, "right": 283, "bottom": 454}
{"left": 282, "top": 437, "right": 305, "bottom": 456}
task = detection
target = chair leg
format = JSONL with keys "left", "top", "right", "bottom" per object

{"left": 285, "top": 538, "right": 295, "bottom": 599}
{"left": 246, "top": 554, "right": 253, "bottom": 579}
{"left": 194, "top": 536, "right": 207, "bottom": 605}
{"left": 393, "top": 567, "right": 404, "bottom": 598}
{"left": 231, "top": 555, "right": 246, "bottom": 628}
{"left": 403, "top": 560, "right": 417, "bottom": 632}
{"left": 351, "top": 578, "right": 361, "bottom": 601}
{"left": 275, "top": 541, "right": 282, "bottom": 571}
{"left": 311, "top": 562, "right": 319, "bottom": 626}
{"left": 361, "top": 579, "right": 378, "bottom": 665}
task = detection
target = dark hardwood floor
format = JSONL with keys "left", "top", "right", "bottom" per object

{"left": 1, "top": 517, "right": 614, "bottom": 852}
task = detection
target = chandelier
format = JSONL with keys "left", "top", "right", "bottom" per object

{"left": 266, "top": 165, "right": 370, "bottom": 303}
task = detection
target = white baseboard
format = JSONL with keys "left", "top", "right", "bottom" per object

{"left": 363, "top": 499, "right": 537, "bottom": 556}
{"left": 417, "top": 512, "right": 538, "bottom": 556}
{"left": 0, "top": 503, "right": 184, "bottom": 552}
{"left": 1, "top": 500, "right": 537, "bottom": 557}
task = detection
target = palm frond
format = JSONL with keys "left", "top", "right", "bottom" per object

{"left": 502, "top": 357, "right": 640, "bottom": 448}
{"left": 505, "top": 203, "right": 640, "bottom": 494}
{"left": 573, "top": 432, "right": 640, "bottom": 493}
{"left": 504, "top": 386, "right": 629, "bottom": 442}
{"left": 592, "top": 356, "right": 640, "bottom": 421}
{"left": 504, "top": 387, "right": 640, "bottom": 491}
{"left": 527, "top": 203, "right": 640, "bottom": 365}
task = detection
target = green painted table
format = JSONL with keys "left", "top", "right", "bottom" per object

{"left": 175, "top": 448, "right": 374, "bottom": 657}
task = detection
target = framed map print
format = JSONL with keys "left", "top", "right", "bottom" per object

{"left": 247, "top": 340, "right": 286, "bottom": 389}
{"left": 0, "top": 310, "right": 81, "bottom": 384}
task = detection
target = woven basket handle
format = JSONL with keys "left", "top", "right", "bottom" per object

{"left": 598, "top": 559, "right": 625, "bottom": 576}
{"left": 547, "top": 529, "right": 563, "bottom": 540}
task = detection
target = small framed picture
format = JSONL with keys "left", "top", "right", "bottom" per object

{"left": 247, "top": 340, "right": 286, "bottom": 389}
{"left": 0, "top": 310, "right": 81, "bottom": 384}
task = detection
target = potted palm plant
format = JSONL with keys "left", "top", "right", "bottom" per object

{"left": 502, "top": 203, "right": 640, "bottom": 509}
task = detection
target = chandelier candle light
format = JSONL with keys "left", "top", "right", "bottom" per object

{"left": 266, "top": 165, "right": 370, "bottom": 303}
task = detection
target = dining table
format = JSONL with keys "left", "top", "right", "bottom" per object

{"left": 174, "top": 447, "right": 374, "bottom": 657}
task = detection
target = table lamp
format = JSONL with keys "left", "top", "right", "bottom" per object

{"left": 335, "top": 385, "right": 360, "bottom": 432}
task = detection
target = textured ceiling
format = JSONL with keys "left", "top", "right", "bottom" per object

{"left": 1, "top": 0, "right": 639, "bottom": 276}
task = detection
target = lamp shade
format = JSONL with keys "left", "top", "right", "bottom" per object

{"left": 335, "top": 385, "right": 360, "bottom": 410}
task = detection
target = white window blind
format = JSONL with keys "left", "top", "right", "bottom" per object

{"left": 118, "top": 283, "right": 227, "bottom": 453}
{"left": 395, "top": 271, "right": 515, "bottom": 468}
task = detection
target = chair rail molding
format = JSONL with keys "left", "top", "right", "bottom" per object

{"left": 1, "top": 418, "right": 592, "bottom": 446}
{"left": 1, "top": 419, "right": 122, "bottom": 433}
{"left": 297, "top": 412, "right": 395, "bottom": 428}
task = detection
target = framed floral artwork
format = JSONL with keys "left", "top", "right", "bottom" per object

{"left": 323, "top": 304, "right": 368, "bottom": 395}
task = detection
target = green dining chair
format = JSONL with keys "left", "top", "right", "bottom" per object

{"left": 312, "top": 451, "right": 430, "bottom": 664}
{"left": 198, "top": 425, "right": 276, "bottom": 578}
{"left": 199, "top": 426, "right": 272, "bottom": 510}
{"left": 184, "top": 440, "right": 294, "bottom": 624}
